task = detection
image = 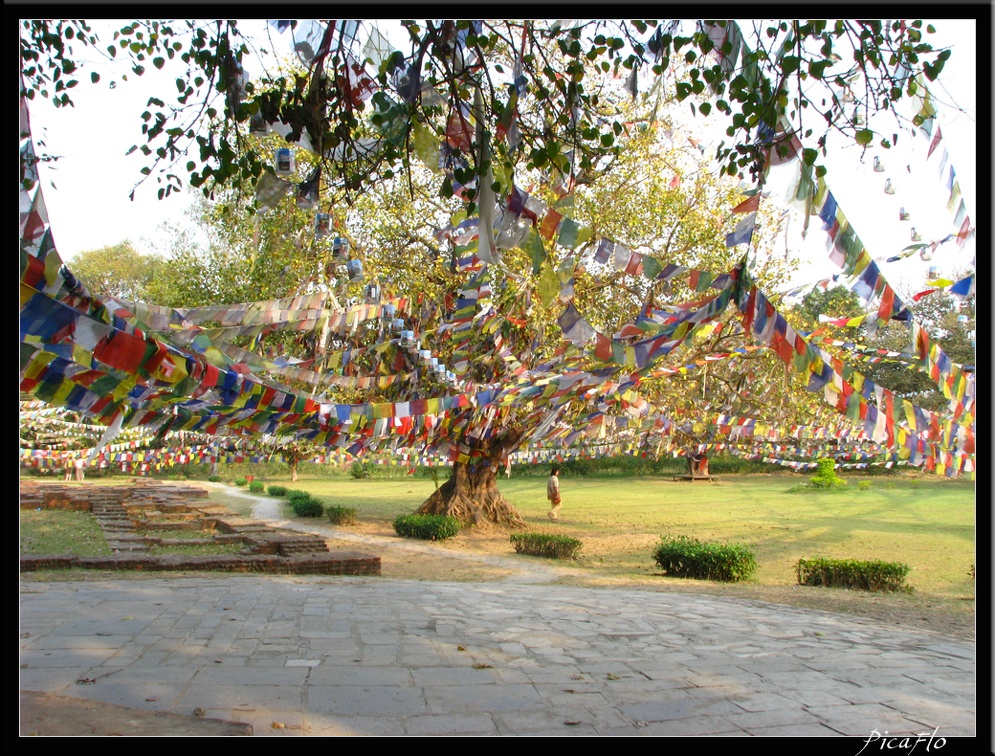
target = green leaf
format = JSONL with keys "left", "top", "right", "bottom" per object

{"left": 855, "top": 129, "right": 873, "bottom": 146}
{"left": 808, "top": 59, "right": 831, "bottom": 79}
{"left": 153, "top": 56, "right": 165, "bottom": 70}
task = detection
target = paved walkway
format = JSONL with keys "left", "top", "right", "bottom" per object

{"left": 20, "top": 489, "right": 976, "bottom": 737}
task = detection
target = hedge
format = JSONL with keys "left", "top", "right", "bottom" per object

{"left": 393, "top": 514, "right": 461, "bottom": 540}
{"left": 652, "top": 535, "right": 757, "bottom": 582}
{"left": 510, "top": 533, "right": 582, "bottom": 560}
{"left": 796, "top": 557, "right": 911, "bottom": 592}
{"left": 326, "top": 505, "right": 357, "bottom": 525}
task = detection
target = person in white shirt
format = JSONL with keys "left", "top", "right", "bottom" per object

{"left": 546, "top": 466, "right": 562, "bottom": 521}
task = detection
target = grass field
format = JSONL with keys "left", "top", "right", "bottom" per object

{"left": 20, "top": 472, "right": 975, "bottom": 601}
{"left": 222, "top": 472, "right": 976, "bottom": 599}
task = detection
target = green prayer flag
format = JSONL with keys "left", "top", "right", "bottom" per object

{"left": 538, "top": 260, "right": 560, "bottom": 305}
{"left": 524, "top": 228, "right": 546, "bottom": 274}
{"left": 641, "top": 255, "right": 662, "bottom": 280}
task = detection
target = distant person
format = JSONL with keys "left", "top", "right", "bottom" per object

{"left": 64, "top": 456, "right": 74, "bottom": 481}
{"left": 547, "top": 466, "right": 562, "bottom": 521}
{"left": 75, "top": 456, "right": 85, "bottom": 482}
{"left": 697, "top": 449, "right": 710, "bottom": 477}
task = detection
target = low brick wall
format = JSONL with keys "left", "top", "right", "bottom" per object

{"left": 20, "top": 553, "right": 381, "bottom": 575}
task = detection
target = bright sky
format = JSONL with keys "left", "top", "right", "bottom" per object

{"left": 24, "top": 19, "right": 977, "bottom": 300}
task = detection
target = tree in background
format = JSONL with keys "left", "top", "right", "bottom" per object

{"left": 67, "top": 241, "right": 162, "bottom": 301}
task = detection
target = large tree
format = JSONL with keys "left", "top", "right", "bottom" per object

{"left": 19, "top": 18, "right": 974, "bottom": 522}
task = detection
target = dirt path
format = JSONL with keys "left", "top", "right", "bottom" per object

{"left": 219, "top": 484, "right": 578, "bottom": 585}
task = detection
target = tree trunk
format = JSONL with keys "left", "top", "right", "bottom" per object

{"left": 290, "top": 460, "right": 299, "bottom": 482}
{"left": 414, "top": 427, "right": 524, "bottom": 528}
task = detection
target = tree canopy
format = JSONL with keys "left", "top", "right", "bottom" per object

{"left": 19, "top": 18, "right": 977, "bottom": 521}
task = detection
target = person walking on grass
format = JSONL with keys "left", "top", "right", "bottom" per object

{"left": 547, "top": 466, "right": 562, "bottom": 521}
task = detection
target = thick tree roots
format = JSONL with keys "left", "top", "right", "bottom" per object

{"left": 414, "top": 465, "right": 525, "bottom": 528}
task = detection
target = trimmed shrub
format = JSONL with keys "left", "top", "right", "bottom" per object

{"left": 325, "top": 505, "right": 358, "bottom": 525}
{"left": 393, "top": 514, "right": 461, "bottom": 541}
{"left": 267, "top": 485, "right": 288, "bottom": 497}
{"left": 233, "top": 477, "right": 247, "bottom": 487}
{"left": 248, "top": 481, "right": 264, "bottom": 493}
{"left": 350, "top": 461, "right": 370, "bottom": 479}
{"left": 288, "top": 490, "right": 324, "bottom": 517}
{"left": 207, "top": 475, "right": 222, "bottom": 483}
{"left": 652, "top": 535, "right": 757, "bottom": 583}
{"left": 808, "top": 458, "right": 845, "bottom": 489}
{"left": 510, "top": 533, "right": 582, "bottom": 560}
{"left": 796, "top": 558, "right": 911, "bottom": 592}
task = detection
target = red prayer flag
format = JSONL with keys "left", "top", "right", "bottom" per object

{"left": 732, "top": 194, "right": 760, "bottom": 213}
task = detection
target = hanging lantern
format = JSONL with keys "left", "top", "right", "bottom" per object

{"left": 383, "top": 302, "right": 397, "bottom": 319}
{"left": 419, "top": 349, "right": 432, "bottom": 363}
{"left": 898, "top": 207, "right": 911, "bottom": 221}
{"left": 332, "top": 236, "right": 350, "bottom": 262}
{"left": 314, "top": 213, "right": 332, "bottom": 238}
{"left": 928, "top": 266, "right": 939, "bottom": 279}
{"left": 919, "top": 244, "right": 932, "bottom": 261}
{"left": 854, "top": 110, "right": 865, "bottom": 125}
{"left": 400, "top": 330, "right": 415, "bottom": 349}
{"left": 346, "top": 258, "right": 363, "bottom": 283}
{"left": 249, "top": 111, "right": 269, "bottom": 136}
{"left": 884, "top": 178, "right": 895, "bottom": 195}
{"left": 365, "top": 282, "right": 381, "bottom": 303}
{"left": 274, "top": 148, "right": 295, "bottom": 176}
{"left": 873, "top": 156, "right": 885, "bottom": 172}
{"left": 911, "top": 227, "right": 922, "bottom": 242}
{"left": 391, "top": 318, "right": 405, "bottom": 333}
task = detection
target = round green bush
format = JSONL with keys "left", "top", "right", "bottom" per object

{"left": 233, "top": 477, "right": 247, "bottom": 487}
{"left": 653, "top": 535, "right": 757, "bottom": 583}
{"left": 248, "top": 480, "right": 264, "bottom": 493}
{"left": 267, "top": 485, "right": 288, "bottom": 497}
{"left": 291, "top": 494, "right": 324, "bottom": 518}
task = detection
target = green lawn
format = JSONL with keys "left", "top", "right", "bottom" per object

{"left": 240, "top": 473, "right": 976, "bottom": 598}
{"left": 20, "top": 508, "right": 112, "bottom": 557}
{"left": 20, "top": 472, "right": 975, "bottom": 602}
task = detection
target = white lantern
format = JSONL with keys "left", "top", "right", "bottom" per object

{"left": 274, "top": 148, "right": 295, "bottom": 176}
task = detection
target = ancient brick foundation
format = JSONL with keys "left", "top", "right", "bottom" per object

{"left": 19, "top": 480, "right": 380, "bottom": 576}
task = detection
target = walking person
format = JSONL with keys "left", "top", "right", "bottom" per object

{"left": 64, "top": 455, "right": 74, "bottom": 482}
{"left": 75, "top": 456, "right": 85, "bottom": 482}
{"left": 547, "top": 466, "right": 562, "bottom": 521}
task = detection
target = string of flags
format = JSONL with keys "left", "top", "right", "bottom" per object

{"left": 19, "top": 33, "right": 975, "bottom": 478}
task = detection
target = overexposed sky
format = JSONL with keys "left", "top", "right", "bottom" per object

{"left": 23, "top": 18, "right": 978, "bottom": 298}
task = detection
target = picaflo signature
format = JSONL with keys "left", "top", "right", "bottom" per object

{"left": 855, "top": 728, "right": 947, "bottom": 756}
